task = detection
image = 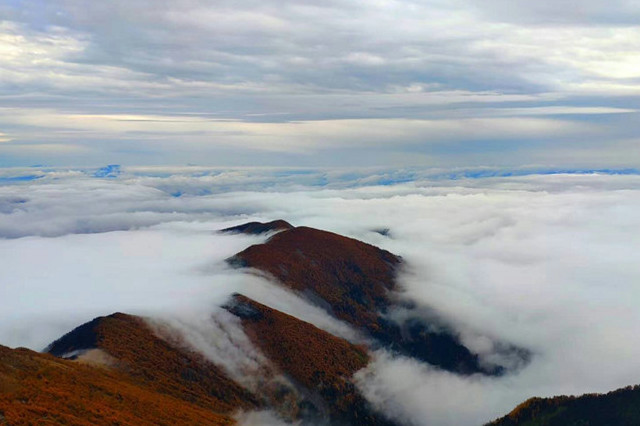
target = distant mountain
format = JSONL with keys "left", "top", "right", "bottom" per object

{"left": 487, "top": 385, "right": 640, "bottom": 426}
{"left": 93, "top": 165, "right": 122, "bottom": 178}
{"left": 220, "top": 219, "right": 294, "bottom": 235}
{"left": 228, "top": 222, "right": 527, "bottom": 375}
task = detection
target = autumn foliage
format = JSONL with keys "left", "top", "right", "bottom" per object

{"left": 229, "top": 222, "right": 513, "bottom": 375}
{"left": 227, "top": 294, "right": 395, "bottom": 425}
{"left": 231, "top": 226, "right": 401, "bottom": 329}
{"left": 0, "top": 345, "right": 235, "bottom": 425}
{"left": 1, "top": 220, "right": 528, "bottom": 425}
{"left": 46, "top": 313, "right": 259, "bottom": 414}
{"left": 0, "top": 312, "right": 262, "bottom": 424}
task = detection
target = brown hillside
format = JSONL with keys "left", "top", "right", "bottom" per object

{"left": 0, "top": 345, "right": 235, "bottom": 425}
{"left": 230, "top": 226, "right": 400, "bottom": 329}
{"left": 225, "top": 294, "right": 396, "bottom": 426}
{"left": 229, "top": 224, "right": 516, "bottom": 375}
{"left": 45, "top": 313, "right": 259, "bottom": 414}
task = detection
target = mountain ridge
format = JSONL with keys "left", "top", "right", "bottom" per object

{"left": 0, "top": 219, "right": 556, "bottom": 425}
{"left": 228, "top": 221, "right": 526, "bottom": 376}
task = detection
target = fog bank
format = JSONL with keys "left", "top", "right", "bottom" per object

{"left": 2, "top": 169, "right": 639, "bottom": 425}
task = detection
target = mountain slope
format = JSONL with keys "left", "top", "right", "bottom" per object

{"left": 45, "top": 312, "right": 259, "bottom": 414}
{"left": 0, "top": 345, "right": 235, "bottom": 425}
{"left": 38, "top": 303, "right": 395, "bottom": 424}
{"left": 228, "top": 222, "right": 520, "bottom": 375}
{"left": 487, "top": 385, "right": 640, "bottom": 426}
{"left": 32, "top": 291, "right": 397, "bottom": 425}
{"left": 226, "top": 294, "right": 395, "bottom": 425}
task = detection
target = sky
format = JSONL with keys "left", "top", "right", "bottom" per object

{"left": 1, "top": 168, "right": 640, "bottom": 425}
{"left": 1, "top": 0, "right": 640, "bottom": 167}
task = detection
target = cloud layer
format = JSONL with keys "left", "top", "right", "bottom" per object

{"left": 2, "top": 169, "right": 640, "bottom": 425}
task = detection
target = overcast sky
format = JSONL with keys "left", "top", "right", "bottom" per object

{"left": 1, "top": 0, "right": 639, "bottom": 167}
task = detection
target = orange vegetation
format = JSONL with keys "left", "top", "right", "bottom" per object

{"left": 229, "top": 224, "right": 508, "bottom": 376}
{"left": 46, "top": 313, "right": 259, "bottom": 414}
{"left": 0, "top": 345, "right": 235, "bottom": 425}
{"left": 231, "top": 226, "right": 401, "bottom": 330}
{"left": 227, "top": 294, "right": 394, "bottom": 425}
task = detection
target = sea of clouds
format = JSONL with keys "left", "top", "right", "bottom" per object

{"left": 1, "top": 166, "right": 640, "bottom": 425}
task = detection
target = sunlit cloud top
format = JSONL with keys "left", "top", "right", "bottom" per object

{"left": 1, "top": 0, "right": 639, "bottom": 167}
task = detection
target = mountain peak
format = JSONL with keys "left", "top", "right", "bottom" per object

{"left": 228, "top": 224, "right": 527, "bottom": 376}
{"left": 220, "top": 219, "right": 294, "bottom": 235}
{"left": 45, "top": 312, "right": 130, "bottom": 358}
{"left": 229, "top": 225, "right": 400, "bottom": 327}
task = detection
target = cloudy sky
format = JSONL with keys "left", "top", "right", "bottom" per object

{"left": 1, "top": 0, "right": 639, "bottom": 167}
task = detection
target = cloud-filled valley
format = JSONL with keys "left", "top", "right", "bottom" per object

{"left": 1, "top": 168, "right": 640, "bottom": 425}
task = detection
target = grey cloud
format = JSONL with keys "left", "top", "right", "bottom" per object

{"left": 465, "top": 0, "right": 640, "bottom": 26}
{"left": 5, "top": 1, "right": 639, "bottom": 103}
{"left": 2, "top": 0, "right": 640, "bottom": 166}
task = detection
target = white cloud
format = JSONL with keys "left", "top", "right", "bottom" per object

{"left": 0, "top": 221, "right": 265, "bottom": 348}
{"left": 355, "top": 351, "right": 518, "bottom": 426}
{"left": 235, "top": 410, "right": 295, "bottom": 426}
{"left": 2, "top": 170, "right": 640, "bottom": 425}
{"left": 149, "top": 309, "right": 277, "bottom": 393}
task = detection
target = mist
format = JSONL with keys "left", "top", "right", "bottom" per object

{"left": 1, "top": 168, "right": 639, "bottom": 425}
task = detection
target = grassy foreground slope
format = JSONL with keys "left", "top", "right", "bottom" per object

{"left": 0, "top": 345, "right": 235, "bottom": 425}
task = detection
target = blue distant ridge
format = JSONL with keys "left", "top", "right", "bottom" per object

{"left": 0, "top": 175, "right": 43, "bottom": 183}
{"left": 1, "top": 166, "right": 638, "bottom": 191}
{"left": 432, "top": 168, "right": 640, "bottom": 181}
{"left": 93, "top": 165, "right": 122, "bottom": 178}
